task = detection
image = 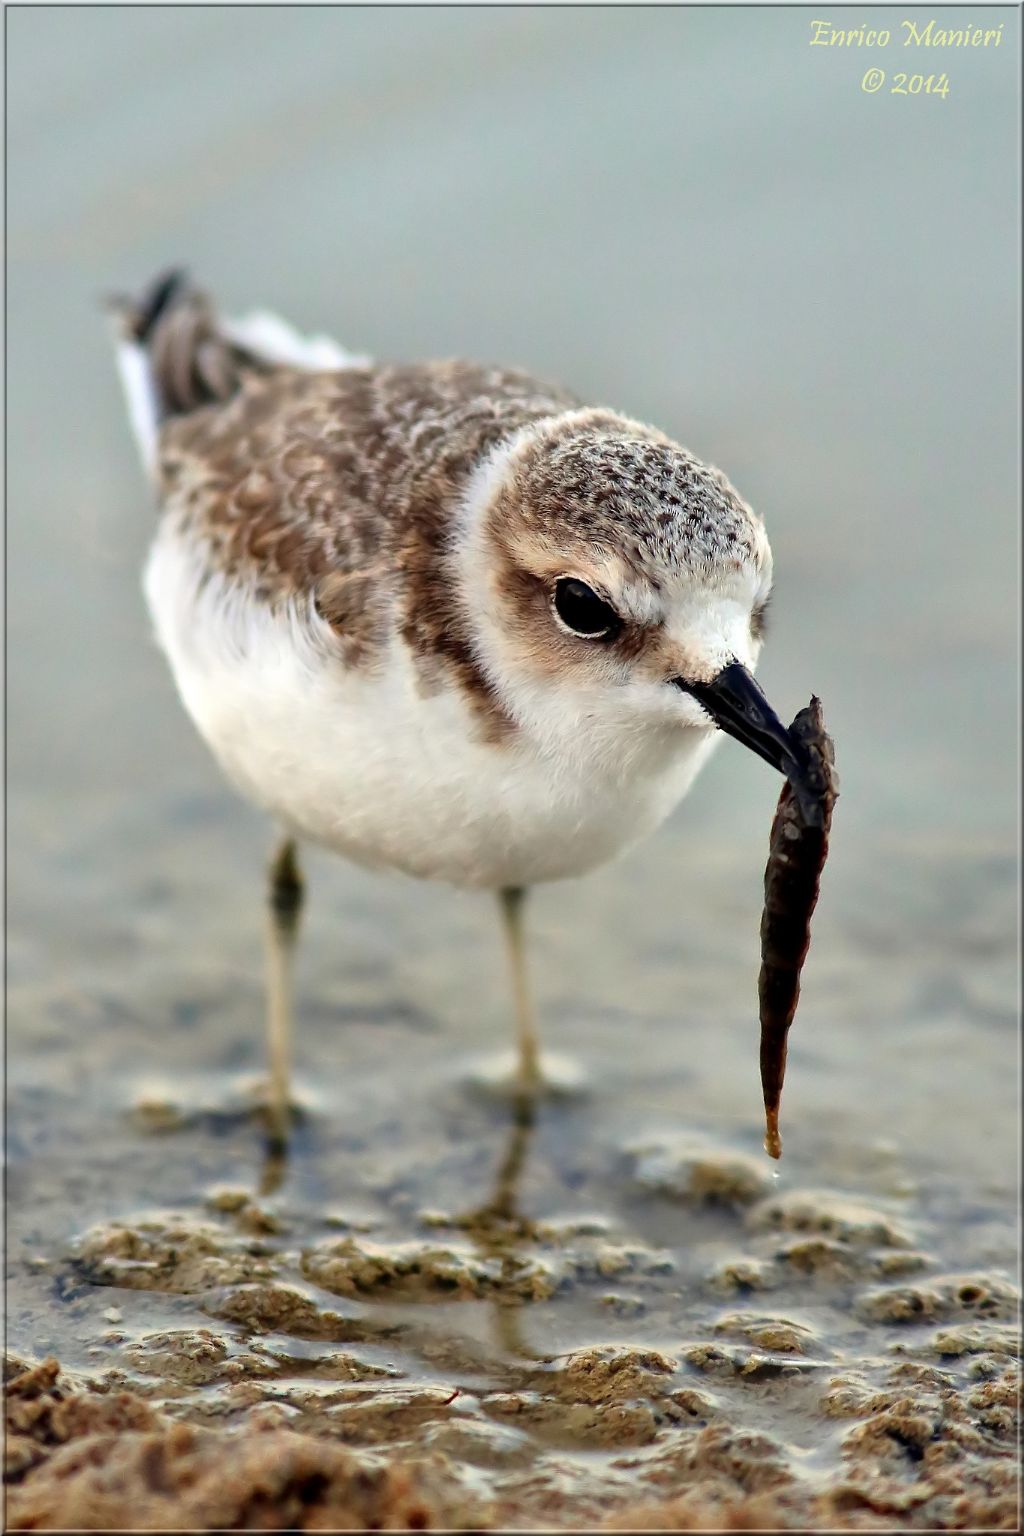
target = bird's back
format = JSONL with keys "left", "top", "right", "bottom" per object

{"left": 115, "top": 274, "right": 576, "bottom": 677}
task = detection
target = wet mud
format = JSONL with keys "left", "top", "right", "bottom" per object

{"left": 6, "top": 1039, "right": 1020, "bottom": 1529}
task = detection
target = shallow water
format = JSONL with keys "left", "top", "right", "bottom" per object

{"left": 6, "top": 6, "right": 1020, "bottom": 1526}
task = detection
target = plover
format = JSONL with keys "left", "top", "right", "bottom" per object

{"left": 110, "top": 271, "right": 807, "bottom": 1146}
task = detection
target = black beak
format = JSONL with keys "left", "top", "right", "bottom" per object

{"left": 675, "top": 662, "right": 804, "bottom": 783}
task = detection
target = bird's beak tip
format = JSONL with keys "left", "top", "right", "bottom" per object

{"left": 675, "top": 661, "right": 803, "bottom": 784}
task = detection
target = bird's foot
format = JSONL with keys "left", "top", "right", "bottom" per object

{"left": 238, "top": 1076, "right": 309, "bottom": 1145}
{"left": 461, "top": 1049, "right": 588, "bottom": 1105}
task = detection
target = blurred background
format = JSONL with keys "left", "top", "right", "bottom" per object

{"left": 6, "top": 3, "right": 1019, "bottom": 1375}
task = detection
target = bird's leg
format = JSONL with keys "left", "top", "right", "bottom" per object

{"left": 264, "top": 837, "right": 303, "bottom": 1150}
{"left": 499, "top": 886, "right": 541, "bottom": 1093}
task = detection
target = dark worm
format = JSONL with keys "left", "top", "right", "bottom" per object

{"left": 758, "top": 697, "right": 838, "bottom": 1158}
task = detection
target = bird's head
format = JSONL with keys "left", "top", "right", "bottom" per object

{"left": 456, "top": 408, "right": 802, "bottom": 783}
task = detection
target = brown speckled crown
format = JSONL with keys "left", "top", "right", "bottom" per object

{"left": 497, "top": 410, "right": 763, "bottom": 585}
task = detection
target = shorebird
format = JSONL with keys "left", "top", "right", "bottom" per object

{"left": 110, "top": 271, "right": 806, "bottom": 1147}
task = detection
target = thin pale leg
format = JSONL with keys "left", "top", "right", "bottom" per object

{"left": 265, "top": 837, "right": 303, "bottom": 1149}
{"left": 499, "top": 886, "right": 541, "bottom": 1092}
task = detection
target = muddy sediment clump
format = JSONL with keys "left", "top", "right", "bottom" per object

{"left": 5, "top": 1164, "right": 1020, "bottom": 1531}
{"left": 5, "top": 1348, "right": 1020, "bottom": 1531}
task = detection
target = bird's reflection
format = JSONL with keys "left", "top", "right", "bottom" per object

{"left": 460, "top": 1093, "right": 545, "bottom": 1361}
{"left": 258, "top": 1135, "right": 289, "bottom": 1198}
{"left": 469, "top": 1091, "right": 536, "bottom": 1227}
{"left": 253, "top": 1087, "right": 545, "bottom": 1359}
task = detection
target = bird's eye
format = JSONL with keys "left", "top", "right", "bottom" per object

{"left": 552, "top": 577, "right": 621, "bottom": 639}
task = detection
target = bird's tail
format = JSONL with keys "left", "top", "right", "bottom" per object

{"left": 106, "top": 268, "right": 264, "bottom": 474}
{"left": 106, "top": 267, "right": 366, "bottom": 475}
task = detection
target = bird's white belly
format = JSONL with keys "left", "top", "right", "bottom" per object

{"left": 144, "top": 521, "right": 716, "bottom": 888}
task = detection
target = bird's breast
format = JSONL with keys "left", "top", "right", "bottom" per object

{"left": 145, "top": 520, "right": 715, "bottom": 888}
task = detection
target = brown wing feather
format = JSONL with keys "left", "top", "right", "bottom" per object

{"left": 156, "top": 344, "right": 577, "bottom": 724}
